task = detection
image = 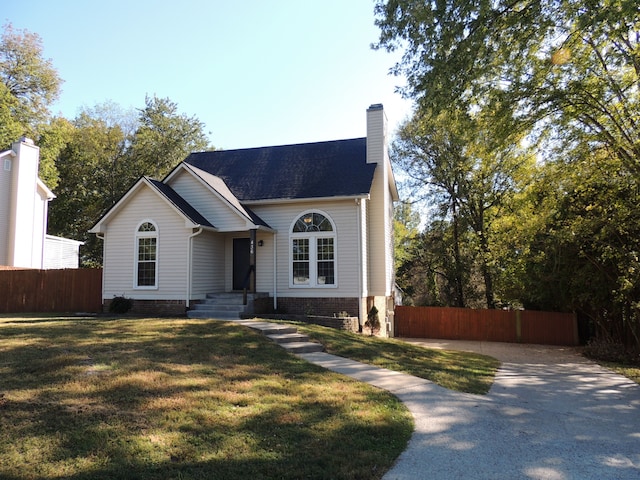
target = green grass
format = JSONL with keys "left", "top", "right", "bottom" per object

{"left": 292, "top": 322, "right": 500, "bottom": 395}
{"left": 600, "top": 362, "right": 640, "bottom": 385}
{"left": 0, "top": 317, "right": 413, "bottom": 480}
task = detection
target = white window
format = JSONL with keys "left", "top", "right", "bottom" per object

{"left": 135, "top": 221, "right": 158, "bottom": 288}
{"left": 290, "top": 211, "right": 336, "bottom": 287}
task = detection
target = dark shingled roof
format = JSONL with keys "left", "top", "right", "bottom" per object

{"left": 147, "top": 178, "right": 215, "bottom": 228}
{"left": 184, "top": 138, "right": 374, "bottom": 201}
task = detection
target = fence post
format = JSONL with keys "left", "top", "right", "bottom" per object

{"left": 515, "top": 310, "right": 522, "bottom": 343}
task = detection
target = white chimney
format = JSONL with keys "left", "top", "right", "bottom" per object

{"left": 7, "top": 138, "right": 42, "bottom": 267}
{"left": 366, "top": 104, "right": 387, "bottom": 164}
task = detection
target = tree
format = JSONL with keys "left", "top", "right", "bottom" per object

{"left": 128, "top": 95, "right": 210, "bottom": 179}
{"left": 49, "top": 111, "right": 129, "bottom": 266}
{"left": 376, "top": 0, "right": 640, "bottom": 351}
{"left": 393, "top": 108, "right": 530, "bottom": 308}
{"left": 394, "top": 201, "right": 420, "bottom": 268}
{"left": 47, "top": 98, "right": 212, "bottom": 267}
{"left": 36, "top": 116, "right": 74, "bottom": 190}
{"left": 374, "top": 0, "right": 640, "bottom": 174}
{"left": 0, "top": 23, "right": 62, "bottom": 145}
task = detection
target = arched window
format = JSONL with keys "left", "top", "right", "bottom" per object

{"left": 135, "top": 221, "right": 158, "bottom": 288}
{"left": 290, "top": 212, "right": 336, "bottom": 287}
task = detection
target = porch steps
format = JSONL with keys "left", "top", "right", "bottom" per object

{"left": 187, "top": 293, "right": 259, "bottom": 320}
{"left": 236, "top": 320, "right": 324, "bottom": 354}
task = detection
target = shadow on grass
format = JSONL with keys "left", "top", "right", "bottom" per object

{"left": 0, "top": 318, "right": 412, "bottom": 480}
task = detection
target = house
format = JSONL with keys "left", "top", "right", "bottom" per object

{"left": 90, "top": 104, "right": 399, "bottom": 334}
{"left": 0, "top": 138, "right": 83, "bottom": 269}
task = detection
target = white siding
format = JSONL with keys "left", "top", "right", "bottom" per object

{"left": 102, "top": 185, "right": 190, "bottom": 300}
{"left": 169, "top": 170, "right": 248, "bottom": 231}
{"left": 251, "top": 200, "right": 361, "bottom": 298}
{"left": 43, "top": 235, "right": 82, "bottom": 269}
{"left": 367, "top": 164, "right": 389, "bottom": 296}
{"left": 191, "top": 230, "right": 225, "bottom": 297}
{"left": 0, "top": 152, "right": 12, "bottom": 265}
{"left": 359, "top": 198, "right": 369, "bottom": 296}
{"left": 256, "top": 231, "right": 275, "bottom": 294}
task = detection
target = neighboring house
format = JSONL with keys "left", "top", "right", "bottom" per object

{"left": 90, "top": 104, "right": 399, "bottom": 334}
{"left": 0, "top": 138, "right": 83, "bottom": 269}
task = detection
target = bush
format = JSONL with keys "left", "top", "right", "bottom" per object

{"left": 583, "top": 338, "right": 640, "bottom": 366}
{"left": 364, "top": 306, "right": 380, "bottom": 336}
{"left": 109, "top": 296, "right": 133, "bottom": 314}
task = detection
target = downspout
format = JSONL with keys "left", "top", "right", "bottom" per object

{"left": 356, "top": 198, "right": 363, "bottom": 330}
{"left": 96, "top": 233, "right": 105, "bottom": 308}
{"left": 273, "top": 233, "right": 278, "bottom": 311}
{"left": 186, "top": 227, "right": 204, "bottom": 308}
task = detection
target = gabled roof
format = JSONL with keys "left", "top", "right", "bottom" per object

{"left": 170, "top": 163, "right": 271, "bottom": 229}
{"left": 146, "top": 179, "right": 215, "bottom": 229}
{"left": 184, "top": 138, "right": 375, "bottom": 202}
{"left": 89, "top": 177, "right": 216, "bottom": 234}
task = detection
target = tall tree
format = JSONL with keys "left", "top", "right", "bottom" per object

{"left": 48, "top": 98, "right": 212, "bottom": 266}
{"left": 374, "top": 0, "right": 640, "bottom": 172}
{"left": 128, "top": 95, "right": 210, "bottom": 179}
{"left": 0, "top": 23, "right": 62, "bottom": 146}
{"left": 393, "top": 108, "right": 530, "bottom": 308}
{"left": 49, "top": 111, "right": 129, "bottom": 266}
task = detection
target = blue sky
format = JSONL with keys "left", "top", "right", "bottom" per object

{"left": 3, "top": 0, "right": 413, "bottom": 150}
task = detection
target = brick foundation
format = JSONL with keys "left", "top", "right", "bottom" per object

{"left": 103, "top": 298, "right": 186, "bottom": 316}
{"left": 270, "top": 297, "right": 360, "bottom": 318}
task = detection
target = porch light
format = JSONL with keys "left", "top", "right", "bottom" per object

{"left": 258, "top": 240, "right": 264, "bottom": 247}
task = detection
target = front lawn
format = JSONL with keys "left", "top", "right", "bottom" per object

{"left": 293, "top": 322, "right": 500, "bottom": 395}
{"left": 0, "top": 317, "right": 413, "bottom": 480}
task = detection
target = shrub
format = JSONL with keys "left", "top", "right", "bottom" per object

{"left": 364, "top": 306, "right": 380, "bottom": 336}
{"left": 109, "top": 296, "right": 133, "bottom": 314}
{"left": 583, "top": 338, "right": 640, "bottom": 366}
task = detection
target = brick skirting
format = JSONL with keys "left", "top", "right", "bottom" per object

{"left": 103, "top": 299, "right": 186, "bottom": 316}
{"left": 267, "top": 297, "right": 360, "bottom": 318}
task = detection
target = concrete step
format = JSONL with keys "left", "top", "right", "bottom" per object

{"left": 235, "top": 320, "right": 297, "bottom": 335}
{"left": 267, "top": 332, "right": 310, "bottom": 344}
{"left": 192, "top": 303, "right": 245, "bottom": 311}
{"left": 231, "top": 320, "right": 324, "bottom": 354}
{"left": 280, "top": 341, "right": 324, "bottom": 354}
{"left": 187, "top": 310, "right": 241, "bottom": 320}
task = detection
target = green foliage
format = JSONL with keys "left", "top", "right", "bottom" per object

{"left": 0, "top": 23, "right": 62, "bottom": 144}
{"left": 47, "top": 98, "right": 211, "bottom": 266}
{"left": 379, "top": 0, "right": 640, "bottom": 348}
{"left": 108, "top": 296, "right": 133, "bottom": 314}
{"left": 128, "top": 95, "right": 210, "bottom": 179}
{"left": 0, "top": 82, "right": 23, "bottom": 147}
{"left": 364, "top": 306, "right": 381, "bottom": 336}
{"left": 393, "top": 108, "right": 533, "bottom": 308}
{"left": 35, "top": 116, "right": 74, "bottom": 190}
{"left": 374, "top": 0, "right": 640, "bottom": 171}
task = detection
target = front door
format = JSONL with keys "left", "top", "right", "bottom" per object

{"left": 232, "top": 238, "right": 251, "bottom": 290}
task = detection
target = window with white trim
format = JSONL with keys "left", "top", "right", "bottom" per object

{"left": 290, "top": 212, "right": 336, "bottom": 287}
{"left": 135, "top": 221, "right": 158, "bottom": 288}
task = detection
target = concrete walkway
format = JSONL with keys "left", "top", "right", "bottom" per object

{"left": 299, "top": 339, "right": 640, "bottom": 480}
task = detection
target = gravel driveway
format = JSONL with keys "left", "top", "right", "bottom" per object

{"left": 382, "top": 339, "right": 640, "bottom": 480}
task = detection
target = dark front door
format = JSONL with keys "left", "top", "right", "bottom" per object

{"left": 233, "top": 238, "right": 251, "bottom": 290}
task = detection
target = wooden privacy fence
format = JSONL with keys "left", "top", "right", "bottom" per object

{"left": 394, "top": 306, "right": 579, "bottom": 346}
{"left": 0, "top": 268, "right": 102, "bottom": 313}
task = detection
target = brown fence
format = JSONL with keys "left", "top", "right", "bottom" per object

{"left": 394, "top": 306, "right": 579, "bottom": 346}
{"left": 0, "top": 268, "right": 103, "bottom": 313}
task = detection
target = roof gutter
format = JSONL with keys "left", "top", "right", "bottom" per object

{"left": 242, "top": 194, "right": 370, "bottom": 206}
